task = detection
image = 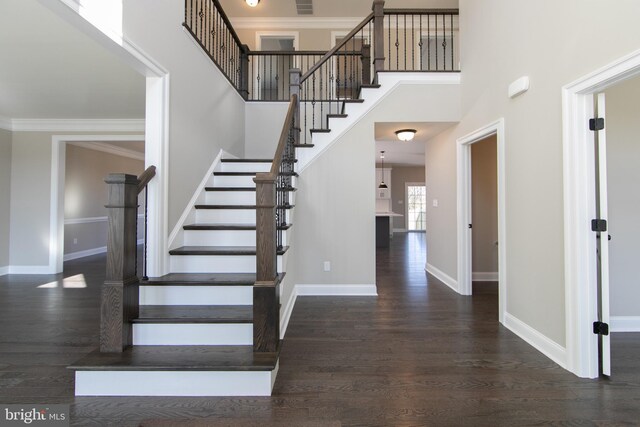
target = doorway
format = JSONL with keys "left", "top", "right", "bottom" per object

{"left": 255, "top": 33, "right": 298, "bottom": 100}
{"left": 562, "top": 49, "right": 640, "bottom": 379}
{"left": 456, "top": 119, "right": 506, "bottom": 323}
{"left": 406, "top": 183, "right": 426, "bottom": 231}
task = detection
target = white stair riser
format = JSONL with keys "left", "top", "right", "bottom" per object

{"left": 221, "top": 162, "right": 271, "bottom": 173}
{"left": 75, "top": 364, "right": 278, "bottom": 396}
{"left": 214, "top": 175, "right": 257, "bottom": 187}
{"left": 133, "top": 323, "right": 252, "bottom": 345}
{"left": 169, "top": 255, "right": 283, "bottom": 274}
{"left": 140, "top": 285, "right": 252, "bottom": 305}
{"left": 183, "top": 229, "right": 287, "bottom": 247}
{"left": 196, "top": 209, "right": 255, "bottom": 224}
{"left": 206, "top": 191, "right": 256, "bottom": 205}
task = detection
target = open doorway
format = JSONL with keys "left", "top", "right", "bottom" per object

{"left": 456, "top": 119, "right": 506, "bottom": 322}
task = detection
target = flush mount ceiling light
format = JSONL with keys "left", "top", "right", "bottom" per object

{"left": 246, "top": 0, "right": 260, "bottom": 7}
{"left": 378, "top": 151, "right": 388, "bottom": 189}
{"left": 395, "top": 129, "right": 417, "bottom": 142}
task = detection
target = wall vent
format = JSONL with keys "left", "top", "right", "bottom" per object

{"left": 296, "top": 0, "right": 313, "bottom": 15}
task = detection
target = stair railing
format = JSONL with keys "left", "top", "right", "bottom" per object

{"left": 253, "top": 80, "right": 299, "bottom": 353}
{"left": 101, "top": 166, "right": 156, "bottom": 353}
{"left": 183, "top": 0, "right": 248, "bottom": 97}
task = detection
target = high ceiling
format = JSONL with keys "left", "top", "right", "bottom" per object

{"left": 219, "top": 0, "right": 458, "bottom": 18}
{"left": 0, "top": 0, "right": 145, "bottom": 120}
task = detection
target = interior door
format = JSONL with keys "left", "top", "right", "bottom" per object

{"left": 594, "top": 92, "right": 611, "bottom": 377}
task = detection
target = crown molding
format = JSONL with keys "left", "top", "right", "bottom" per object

{"left": 67, "top": 140, "right": 145, "bottom": 161}
{"left": 7, "top": 118, "right": 145, "bottom": 132}
{"left": 230, "top": 16, "right": 362, "bottom": 30}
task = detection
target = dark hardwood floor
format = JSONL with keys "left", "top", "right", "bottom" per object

{"left": 1, "top": 234, "right": 639, "bottom": 426}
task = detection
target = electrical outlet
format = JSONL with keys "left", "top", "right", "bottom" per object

{"left": 323, "top": 261, "right": 331, "bottom": 272}
{"left": 432, "top": 199, "right": 439, "bottom": 207}
{"left": 73, "top": 238, "right": 78, "bottom": 245}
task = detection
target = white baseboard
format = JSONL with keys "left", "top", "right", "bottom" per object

{"left": 0, "top": 266, "right": 8, "bottom": 276}
{"left": 7, "top": 265, "right": 55, "bottom": 274}
{"left": 610, "top": 316, "right": 640, "bottom": 332}
{"left": 393, "top": 228, "right": 407, "bottom": 233}
{"left": 503, "top": 312, "right": 567, "bottom": 369}
{"left": 425, "top": 263, "right": 458, "bottom": 293}
{"left": 64, "top": 246, "right": 107, "bottom": 261}
{"left": 295, "top": 284, "right": 378, "bottom": 296}
{"left": 472, "top": 272, "right": 499, "bottom": 282}
{"left": 280, "top": 288, "right": 298, "bottom": 339}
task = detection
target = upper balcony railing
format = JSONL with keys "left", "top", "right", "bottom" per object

{"left": 183, "top": 0, "right": 459, "bottom": 102}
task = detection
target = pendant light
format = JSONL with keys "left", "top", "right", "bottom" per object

{"left": 378, "top": 151, "right": 388, "bottom": 189}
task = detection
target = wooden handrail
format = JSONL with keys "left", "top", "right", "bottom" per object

{"left": 383, "top": 8, "right": 459, "bottom": 15}
{"left": 247, "top": 50, "right": 362, "bottom": 56}
{"left": 137, "top": 165, "right": 156, "bottom": 194}
{"left": 259, "top": 94, "right": 298, "bottom": 181}
{"left": 300, "top": 12, "right": 374, "bottom": 82}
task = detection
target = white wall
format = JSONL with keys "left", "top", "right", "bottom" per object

{"left": 471, "top": 136, "right": 498, "bottom": 275}
{"left": 123, "top": 0, "right": 247, "bottom": 231}
{"left": 64, "top": 144, "right": 144, "bottom": 258}
{"left": 0, "top": 129, "right": 11, "bottom": 272}
{"left": 289, "top": 81, "right": 460, "bottom": 297}
{"left": 605, "top": 77, "right": 640, "bottom": 318}
{"left": 425, "top": 0, "right": 640, "bottom": 348}
{"left": 245, "top": 102, "right": 289, "bottom": 159}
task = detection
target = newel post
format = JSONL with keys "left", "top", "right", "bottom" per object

{"left": 240, "top": 44, "right": 250, "bottom": 100}
{"left": 361, "top": 44, "right": 371, "bottom": 85}
{"left": 289, "top": 68, "right": 301, "bottom": 145}
{"left": 253, "top": 174, "right": 280, "bottom": 353}
{"left": 372, "top": 0, "right": 385, "bottom": 83}
{"left": 101, "top": 174, "right": 140, "bottom": 353}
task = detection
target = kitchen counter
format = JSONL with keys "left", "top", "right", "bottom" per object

{"left": 375, "top": 212, "right": 403, "bottom": 247}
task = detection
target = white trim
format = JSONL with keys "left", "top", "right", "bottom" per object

{"left": 0, "top": 116, "right": 11, "bottom": 131}
{"left": 50, "top": 135, "right": 146, "bottom": 275}
{"left": 167, "top": 150, "right": 227, "bottom": 249}
{"left": 425, "top": 263, "right": 458, "bottom": 293}
{"left": 504, "top": 312, "right": 567, "bottom": 369}
{"left": 610, "top": 316, "right": 640, "bottom": 332}
{"left": 456, "top": 119, "right": 507, "bottom": 325}
{"left": 9, "top": 119, "right": 144, "bottom": 133}
{"left": 295, "top": 284, "right": 378, "bottom": 296}
{"left": 231, "top": 17, "right": 362, "bottom": 30}
{"left": 8, "top": 265, "right": 55, "bottom": 275}
{"left": 64, "top": 246, "right": 107, "bottom": 262}
{"left": 64, "top": 216, "right": 107, "bottom": 225}
{"left": 280, "top": 287, "right": 298, "bottom": 339}
{"left": 67, "top": 141, "right": 144, "bottom": 161}
{"left": 472, "top": 272, "right": 499, "bottom": 282}
{"left": 392, "top": 228, "right": 407, "bottom": 233}
{"left": 0, "top": 266, "right": 9, "bottom": 276}
{"left": 255, "top": 31, "right": 300, "bottom": 51}
{"left": 562, "top": 48, "right": 640, "bottom": 378}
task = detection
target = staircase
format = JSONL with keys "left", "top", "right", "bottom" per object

{"left": 70, "top": 159, "right": 294, "bottom": 396}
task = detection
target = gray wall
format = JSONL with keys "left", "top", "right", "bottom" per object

{"left": 390, "top": 166, "right": 425, "bottom": 230}
{"left": 64, "top": 145, "right": 144, "bottom": 257}
{"left": 0, "top": 129, "right": 11, "bottom": 270}
{"left": 124, "top": 0, "right": 247, "bottom": 231}
{"left": 425, "top": 0, "right": 640, "bottom": 347}
{"left": 245, "top": 102, "right": 289, "bottom": 159}
{"left": 471, "top": 136, "right": 498, "bottom": 275}
{"left": 605, "top": 77, "right": 640, "bottom": 317}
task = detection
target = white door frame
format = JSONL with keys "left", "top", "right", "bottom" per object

{"left": 562, "top": 48, "right": 640, "bottom": 378}
{"left": 456, "top": 119, "right": 507, "bottom": 324}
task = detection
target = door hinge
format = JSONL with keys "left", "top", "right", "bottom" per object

{"left": 589, "top": 118, "right": 604, "bottom": 131}
{"left": 591, "top": 219, "right": 607, "bottom": 232}
{"left": 593, "top": 321, "right": 609, "bottom": 336}
{"left": 468, "top": 224, "right": 472, "bottom": 229}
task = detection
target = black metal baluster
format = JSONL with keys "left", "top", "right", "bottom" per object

{"left": 442, "top": 14, "right": 446, "bottom": 71}
{"left": 143, "top": 185, "right": 149, "bottom": 281}
{"left": 404, "top": 14, "right": 407, "bottom": 70}
{"left": 427, "top": 14, "right": 431, "bottom": 70}
{"left": 435, "top": 13, "right": 438, "bottom": 70}
{"left": 419, "top": 15, "right": 423, "bottom": 70}
{"left": 388, "top": 14, "right": 391, "bottom": 70}
{"left": 395, "top": 14, "right": 399, "bottom": 70}
{"left": 411, "top": 14, "right": 415, "bottom": 70}
{"left": 451, "top": 14, "right": 455, "bottom": 70}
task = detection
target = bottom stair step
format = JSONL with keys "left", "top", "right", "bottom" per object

{"left": 70, "top": 345, "right": 279, "bottom": 396}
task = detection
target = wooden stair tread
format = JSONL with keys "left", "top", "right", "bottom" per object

{"left": 310, "top": 128, "right": 331, "bottom": 133}
{"left": 169, "top": 246, "right": 289, "bottom": 256}
{"left": 142, "top": 273, "right": 285, "bottom": 286}
{"left": 327, "top": 114, "right": 348, "bottom": 118}
{"left": 135, "top": 305, "right": 252, "bottom": 324}
{"left": 342, "top": 98, "right": 365, "bottom": 103}
{"left": 360, "top": 84, "right": 381, "bottom": 89}
{"left": 194, "top": 204, "right": 294, "bottom": 209}
{"left": 184, "top": 223, "right": 292, "bottom": 230}
{"left": 69, "top": 345, "right": 278, "bottom": 372}
{"left": 293, "top": 143, "right": 315, "bottom": 148}
{"left": 204, "top": 187, "right": 297, "bottom": 192}
{"left": 213, "top": 171, "right": 298, "bottom": 177}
